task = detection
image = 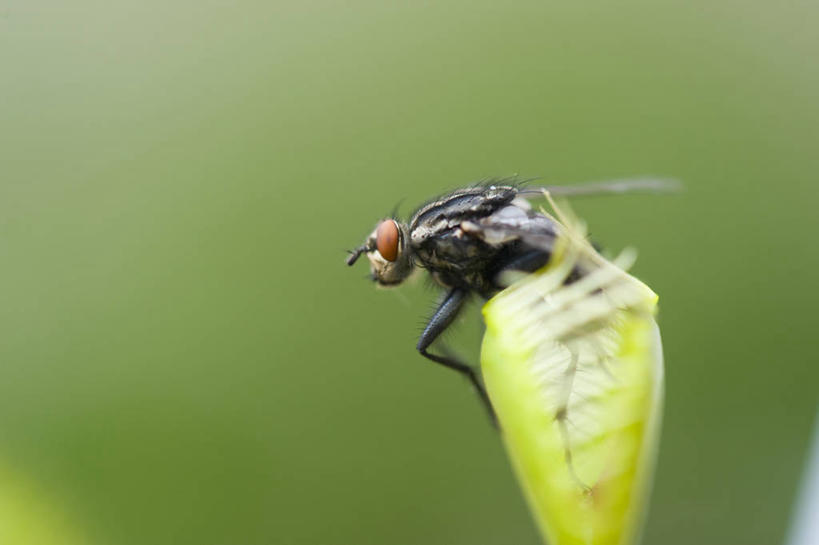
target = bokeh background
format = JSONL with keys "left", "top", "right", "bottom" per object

{"left": 1, "top": 1, "right": 817, "bottom": 544}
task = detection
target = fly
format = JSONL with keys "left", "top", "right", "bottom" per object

{"left": 346, "top": 177, "right": 676, "bottom": 425}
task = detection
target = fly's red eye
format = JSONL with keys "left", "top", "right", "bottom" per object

{"left": 376, "top": 220, "right": 399, "bottom": 262}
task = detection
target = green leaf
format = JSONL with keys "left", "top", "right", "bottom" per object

{"left": 481, "top": 208, "right": 663, "bottom": 545}
{"left": 0, "top": 460, "right": 86, "bottom": 545}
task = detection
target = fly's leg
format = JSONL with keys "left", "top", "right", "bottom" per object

{"left": 417, "top": 288, "right": 497, "bottom": 427}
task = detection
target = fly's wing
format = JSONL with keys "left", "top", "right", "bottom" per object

{"left": 462, "top": 177, "right": 680, "bottom": 248}
{"left": 519, "top": 177, "right": 681, "bottom": 198}
{"left": 460, "top": 198, "right": 561, "bottom": 249}
{"left": 480, "top": 213, "right": 663, "bottom": 545}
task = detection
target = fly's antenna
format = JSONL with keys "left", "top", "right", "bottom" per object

{"left": 346, "top": 245, "right": 368, "bottom": 266}
{"left": 520, "top": 177, "right": 682, "bottom": 198}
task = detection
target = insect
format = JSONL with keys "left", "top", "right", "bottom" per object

{"left": 346, "top": 178, "right": 675, "bottom": 424}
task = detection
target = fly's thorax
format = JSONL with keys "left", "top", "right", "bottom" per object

{"left": 411, "top": 225, "right": 504, "bottom": 295}
{"left": 430, "top": 267, "right": 497, "bottom": 296}
{"left": 364, "top": 219, "right": 414, "bottom": 286}
{"left": 414, "top": 228, "right": 490, "bottom": 267}
{"left": 408, "top": 185, "right": 519, "bottom": 246}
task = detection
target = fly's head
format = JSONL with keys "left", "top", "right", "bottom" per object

{"left": 346, "top": 219, "right": 414, "bottom": 286}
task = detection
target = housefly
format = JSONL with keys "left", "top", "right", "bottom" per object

{"left": 346, "top": 178, "right": 675, "bottom": 424}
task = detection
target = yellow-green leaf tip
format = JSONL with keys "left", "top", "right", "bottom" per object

{"left": 481, "top": 205, "right": 664, "bottom": 545}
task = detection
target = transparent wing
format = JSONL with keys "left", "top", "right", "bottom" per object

{"left": 519, "top": 177, "right": 681, "bottom": 198}
{"left": 459, "top": 200, "right": 561, "bottom": 248}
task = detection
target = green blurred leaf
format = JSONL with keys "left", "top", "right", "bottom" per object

{"left": 0, "top": 460, "right": 85, "bottom": 545}
{"left": 481, "top": 211, "right": 663, "bottom": 545}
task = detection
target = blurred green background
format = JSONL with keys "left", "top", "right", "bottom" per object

{"left": 1, "top": 1, "right": 817, "bottom": 544}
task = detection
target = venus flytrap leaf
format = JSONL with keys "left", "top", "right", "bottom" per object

{"left": 481, "top": 204, "right": 663, "bottom": 545}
